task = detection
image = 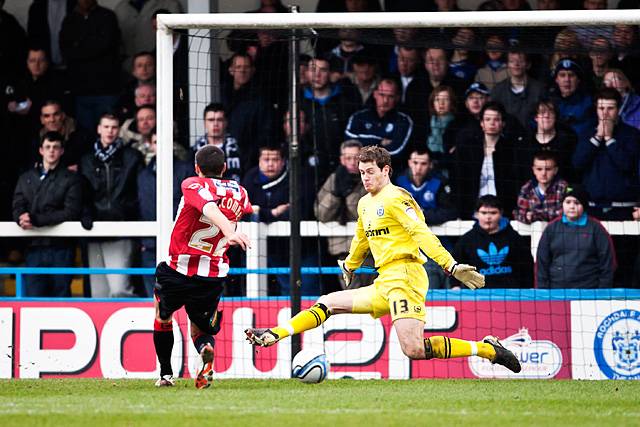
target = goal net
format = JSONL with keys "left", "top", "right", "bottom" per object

{"left": 155, "top": 10, "right": 640, "bottom": 381}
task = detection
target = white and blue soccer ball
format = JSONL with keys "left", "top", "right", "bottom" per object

{"left": 291, "top": 348, "right": 330, "bottom": 384}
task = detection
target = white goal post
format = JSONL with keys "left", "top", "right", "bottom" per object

{"left": 154, "top": 9, "right": 640, "bottom": 287}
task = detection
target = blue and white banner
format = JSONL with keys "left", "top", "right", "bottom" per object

{"left": 571, "top": 301, "right": 640, "bottom": 380}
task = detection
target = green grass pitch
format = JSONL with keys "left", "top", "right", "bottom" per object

{"left": 1, "top": 379, "right": 639, "bottom": 426}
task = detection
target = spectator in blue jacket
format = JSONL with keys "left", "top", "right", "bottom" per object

{"left": 536, "top": 185, "right": 616, "bottom": 288}
{"left": 573, "top": 87, "right": 640, "bottom": 287}
{"left": 345, "top": 77, "right": 413, "bottom": 172}
{"left": 396, "top": 148, "right": 457, "bottom": 289}
{"left": 395, "top": 148, "right": 457, "bottom": 226}
{"left": 602, "top": 68, "right": 640, "bottom": 131}
{"left": 549, "top": 58, "right": 596, "bottom": 143}
{"left": 573, "top": 87, "right": 640, "bottom": 221}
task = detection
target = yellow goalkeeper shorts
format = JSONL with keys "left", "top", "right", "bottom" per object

{"left": 351, "top": 259, "right": 428, "bottom": 322}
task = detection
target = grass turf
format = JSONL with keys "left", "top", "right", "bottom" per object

{"left": 0, "top": 379, "right": 638, "bottom": 426}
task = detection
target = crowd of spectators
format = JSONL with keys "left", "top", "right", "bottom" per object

{"left": 2, "top": 0, "right": 640, "bottom": 297}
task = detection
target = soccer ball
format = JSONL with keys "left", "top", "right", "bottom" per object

{"left": 291, "top": 348, "right": 330, "bottom": 384}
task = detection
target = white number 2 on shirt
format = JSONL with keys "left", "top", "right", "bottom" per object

{"left": 188, "top": 214, "right": 230, "bottom": 257}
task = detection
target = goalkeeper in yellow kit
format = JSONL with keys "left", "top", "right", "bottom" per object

{"left": 245, "top": 146, "right": 521, "bottom": 373}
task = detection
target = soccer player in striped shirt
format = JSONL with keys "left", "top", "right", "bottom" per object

{"left": 246, "top": 146, "right": 521, "bottom": 374}
{"left": 154, "top": 145, "right": 252, "bottom": 388}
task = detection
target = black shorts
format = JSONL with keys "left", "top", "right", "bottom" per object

{"left": 154, "top": 262, "right": 225, "bottom": 334}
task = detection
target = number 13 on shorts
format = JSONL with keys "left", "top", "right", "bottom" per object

{"left": 392, "top": 299, "right": 409, "bottom": 316}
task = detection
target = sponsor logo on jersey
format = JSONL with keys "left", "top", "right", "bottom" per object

{"left": 594, "top": 309, "right": 640, "bottom": 379}
{"left": 365, "top": 227, "right": 390, "bottom": 238}
{"left": 477, "top": 242, "right": 512, "bottom": 276}
{"left": 214, "top": 179, "right": 240, "bottom": 191}
{"left": 469, "top": 327, "right": 562, "bottom": 378}
{"left": 187, "top": 182, "right": 214, "bottom": 201}
{"left": 197, "top": 187, "right": 214, "bottom": 201}
{"left": 405, "top": 207, "right": 419, "bottom": 221}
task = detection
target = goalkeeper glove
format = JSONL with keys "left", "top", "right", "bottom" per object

{"left": 449, "top": 262, "right": 485, "bottom": 290}
{"left": 337, "top": 259, "right": 354, "bottom": 287}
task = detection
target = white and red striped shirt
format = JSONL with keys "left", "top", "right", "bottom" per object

{"left": 167, "top": 176, "right": 253, "bottom": 278}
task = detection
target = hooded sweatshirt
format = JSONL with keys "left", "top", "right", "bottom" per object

{"left": 453, "top": 217, "right": 533, "bottom": 288}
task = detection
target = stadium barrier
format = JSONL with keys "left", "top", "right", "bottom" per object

{"left": 2, "top": 220, "right": 639, "bottom": 381}
{"left": 2, "top": 219, "right": 639, "bottom": 296}
{"left": 2, "top": 291, "right": 639, "bottom": 380}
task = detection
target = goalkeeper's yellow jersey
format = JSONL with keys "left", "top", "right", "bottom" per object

{"left": 344, "top": 183, "right": 455, "bottom": 272}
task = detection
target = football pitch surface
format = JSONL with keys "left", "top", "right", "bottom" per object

{"left": 1, "top": 379, "right": 638, "bottom": 426}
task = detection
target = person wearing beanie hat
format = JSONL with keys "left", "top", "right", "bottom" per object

{"left": 536, "top": 184, "right": 616, "bottom": 289}
{"left": 553, "top": 58, "right": 584, "bottom": 80}
{"left": 562, "top": 184, "right": 590, "bottom": 209}
{"left": 551, "top": 57, "right": 596, "bottom": 142}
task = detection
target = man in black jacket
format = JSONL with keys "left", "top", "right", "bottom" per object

{"left": 242, "top": 145, "right": 318, "bottom": 296}
{"left": 453, "top": 195, "right": 533, "bottom": 289}
{"left": 302, "top": 56, "right": 358, "bottom": 177}
{"left": 13, "top": 131, "right": 82, "bottom": 296}
{"left": 59, "top": 0, "right": 121, "bottom": 131}
{"left": 79, "top": 113, "right": 143, "bottom": 298}
{"left": 452, "top": 102, "right": 525, "bottom": 219}
{"left": 27, "top": 0, "right": 76, "bottom": 70}
{"left": 221, "top": 53, "right": 274, "bottom": 171}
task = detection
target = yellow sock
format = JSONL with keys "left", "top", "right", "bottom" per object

{"left": 271, "top": 303, "right": 331, "bottom": 339}
{"left": 424, "top": 336, "right": 496, "bottom": 360}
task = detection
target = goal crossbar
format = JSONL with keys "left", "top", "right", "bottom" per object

{"left": 157, "top": 10, "right": 640, "bottom": 31}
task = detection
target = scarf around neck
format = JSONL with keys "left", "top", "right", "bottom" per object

{"left": 428, "top": 113, "right": 454, "bottom": 153}
{"left": 94, "top": 138, "right": 123, "bottom": 163}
